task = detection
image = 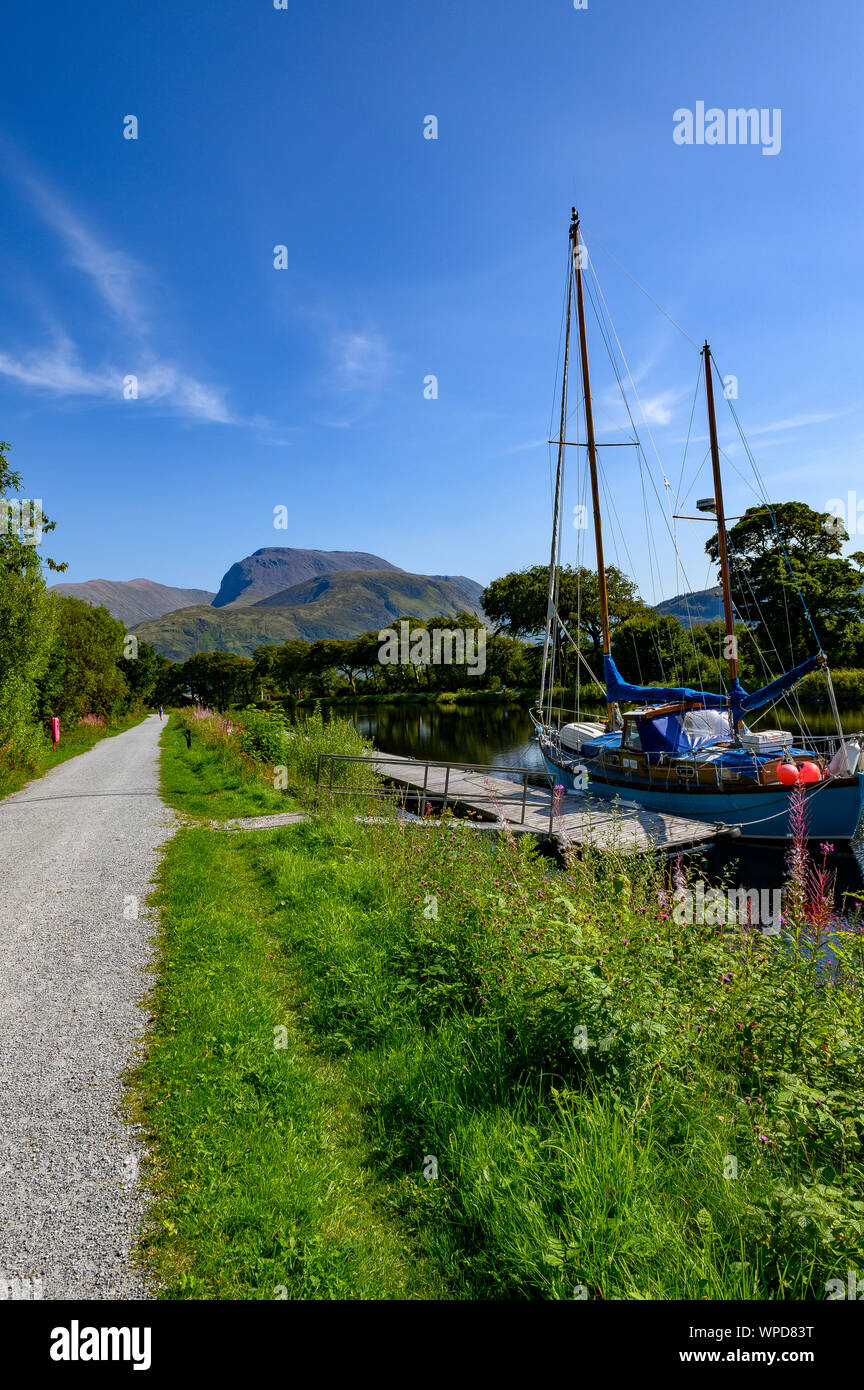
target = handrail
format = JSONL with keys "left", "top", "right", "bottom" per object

{"left": 314, "top": 751, "right": 556, "bottom": 829}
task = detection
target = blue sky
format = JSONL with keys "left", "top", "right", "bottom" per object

{"left": 1, "top": 0, "right": 862, "bottom": 602}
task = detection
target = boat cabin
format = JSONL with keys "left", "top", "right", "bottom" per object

{"left": 621, "top": 704, "right": 735, "bottom": 758}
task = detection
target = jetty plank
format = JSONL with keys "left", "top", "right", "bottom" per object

{"left": 369, "top": 753, "right": 729, "bottom": 857}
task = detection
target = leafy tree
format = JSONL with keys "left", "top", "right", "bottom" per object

{"left": 119, "top": 638, "right": 166, "bottom": 705}
{"left": 611, "top": 614, "right": 694, "bottom": 686}
{"left": 152, "top": 655, "right": 185, "bottom": 708}
{"left": 482, "top": 564, "right": 647, "bottom": 683}
{"left": 37, "top": 595, "right": 128, "bottom": 722}
{"left": 182, "top": 651, "right": 255, "bottom": 709}
{"left": 307, "top": 637, "right": 375, "bottom": 694}
{"left": 706, "top": 502, "right": 864, "bottom": 667}
{"left": 0, "top": 441, "right": 64, "bottom": 764}
{"left": 251, "top": 645, "right": 279, "bottom": 702}
{"left": 273, "top": 640, "right": 313, "bottom": 699}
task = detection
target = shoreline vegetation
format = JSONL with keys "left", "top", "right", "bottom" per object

{"left": 132, "top": 704, "right": 864, "bottom": 1300}
{"left": 278, "top": 666, "right": 864, "bottom": 710}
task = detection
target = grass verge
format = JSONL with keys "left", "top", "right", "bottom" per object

{"left": 132, "top": 823, "right": 434, "bottom": 1299}
{"left": 0, "top": 709, "right": 148, "bottom": 801}
{"left": 136, "top": 715, "right": 864, "bottom": 1299}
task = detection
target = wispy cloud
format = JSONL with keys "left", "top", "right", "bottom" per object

{"left": 667, "top": 407, "right": 850, "bottom": 450}
{"left": 0, "top": 155, "right": 248, "bottom": 427}
{"left": 306, "top": 324, "right": 394, "bottom": 428}
{"left": 638, "top": 390, "right": 681, "bottom": 427}
{"left": 17, "top": 168, "right": 149, "bottom": 332}
{"left": 330, "top": 331, "right": 392, "bottom": 392}
{"left": 489, "top": 438, "right": 548, "bottom": 457}
{"left": 0, "top": 332, "right": 115, "bottom": 396}
{"left": 747, "top": 409, "right": 847, "bottom": 436}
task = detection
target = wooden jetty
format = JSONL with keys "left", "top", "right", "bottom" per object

{"left": 349, "top": 752, "right": 738, "bottom": 859}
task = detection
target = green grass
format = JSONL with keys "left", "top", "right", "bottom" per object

{"left": 132, "top": 825, "right": 435, "bottom": 1299}
{"left": 160, "top": 712, "right": 297, "bottom": 821}
{"left": 0, "top": 710, "right": 148, "bottom": 801}
{"left": 136, "top": 716, "right": 864, "bottom": 1300}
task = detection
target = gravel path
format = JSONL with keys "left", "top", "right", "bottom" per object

{"left": 0, "top": 714, "right": 175, "bottom": 1300}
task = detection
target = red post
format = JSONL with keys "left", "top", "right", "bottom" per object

{"left": 51, "top": 717, "right": 60, "bottom": 745}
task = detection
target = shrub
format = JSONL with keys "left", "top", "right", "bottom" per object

{"left": 236, "top": 707, "right": 289, "bottom": 765}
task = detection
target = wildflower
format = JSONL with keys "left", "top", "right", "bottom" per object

{"left": 758, "top": 1134, "right": 768, "bottom": 1143}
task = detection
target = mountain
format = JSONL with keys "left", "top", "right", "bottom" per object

{"left": 211, "top": 547, "right": 401, "bottom": 607}
{"left": 428, "top": 575, "right": 485, "bottom": 609}
{"left": 253, "top": 570, "right": 484, "bottom": 619}
{"left": 49, "top": 578, "right": 216, "bottom": 627}
{"left": 653, "top": 585, "right": 725, "bottom": 628}
{"left": 133, "top": 569, "right": 486, "bottom": 660}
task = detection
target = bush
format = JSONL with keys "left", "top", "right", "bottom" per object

{"left": 287, "top": 706, "right": 377, "bottom": 798}
{"left": 237, "top": 707, "right": 289, "bottom": 765}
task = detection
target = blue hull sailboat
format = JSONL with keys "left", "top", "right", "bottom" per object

{"left": 532, "top": 211, "right": 864, "bottom": 843}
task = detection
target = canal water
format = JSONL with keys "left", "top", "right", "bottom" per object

{"left": 333, "top": 699, "right": 864, "bottom": 902}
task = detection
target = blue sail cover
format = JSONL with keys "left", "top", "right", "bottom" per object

{"left": 603, "top": 652, "right": 824, "bottom": 723}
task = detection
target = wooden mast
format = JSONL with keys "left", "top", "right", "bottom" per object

{"left": 702, "top": 342, "right": 739, "bottom": 690}
{"left": 539, "top": 231, "right": 573, "bottom": 720}
{"left": 572, "top": 210, "right": 616, "bottom": 728}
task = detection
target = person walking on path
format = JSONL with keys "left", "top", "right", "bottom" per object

{"left": 158, "top": 706, "right": 164, "bottom": 720}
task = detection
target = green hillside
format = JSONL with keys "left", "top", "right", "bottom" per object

{"left": 653, "top": 585, "right": 725, "bottom": 628}
{"left": 133, "top": 569, "right": 485, "bottom": 660}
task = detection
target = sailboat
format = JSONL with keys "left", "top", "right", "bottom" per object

{"left": 532, "top": 210, "right": 864, "bottom": 842}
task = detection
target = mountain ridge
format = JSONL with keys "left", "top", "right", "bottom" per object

{"left": 133, "top": 568, "right": 485, "bottom": 660}
{"left": 211, "top": 547, "right": 402, "bottom": 607}
{"left": 49, "top": 577, "right": 216, "bottom": 627}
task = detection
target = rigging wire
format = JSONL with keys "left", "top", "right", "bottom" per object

{"left": 581, "top": 221, "right": 701, "bottom": 350}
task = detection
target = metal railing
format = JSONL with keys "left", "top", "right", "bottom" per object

{"left": 315, "top": 752, "right": 559, "bottom": 830}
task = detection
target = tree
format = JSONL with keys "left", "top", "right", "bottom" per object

{"left": 706, "top": 502, "right": 864, "bottom": 667}
{"left": 611, "top": 614, "right": 693, "bottom": 686}
{"left": 38, "top": 595, "right": 128, "bottom": 722}
{"left": 307, "top": 637, "right": 373, "bottom": 694}
{"left": 182, "top": 651, "right": 255, "bottom": 709}
{"left": 119, "top": 638, "right": 165, "bottom": 705}
{"left": 252, "top": 645, "right": 279, "bottom": 702}
{"left": 273, "top": 640, "right": 313, "bottom": 699}
{"left": 0, "top": 441, "right": 63, "bottom": 763}
{"left": 481, "top": 563, "right": 647, "bottom": 683}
